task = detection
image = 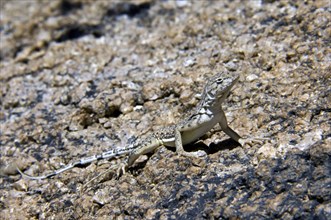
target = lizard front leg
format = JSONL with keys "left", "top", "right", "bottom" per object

{"left": 174, "top": 127, "right": 206, "bottom": 157}
{"left": 218, "top": 109, "right": 263, "bottom": 146}
{"left": 218, "top": 109, "right": 242, "bottom": 143}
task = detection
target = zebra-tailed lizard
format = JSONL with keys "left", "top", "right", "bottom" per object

{"left": 17, "top": 71, "right": 255, "bottom": 180}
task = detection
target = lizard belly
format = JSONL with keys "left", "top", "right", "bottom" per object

{"left": 161, "top": 122, "right": 216, "bottom": 148}
{"left": 181, "top": 120, "right": 217, "bottom": 145}
{"left": 160, "top": 114, "right": 220, "bottom": 148}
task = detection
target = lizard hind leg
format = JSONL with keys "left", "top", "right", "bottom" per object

{"left": 174, "top": 128, "right": 207, "bottom": 158}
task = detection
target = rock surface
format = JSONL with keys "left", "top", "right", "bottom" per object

{"left": 0, "top": 0, "right": 330, "bottom": 219}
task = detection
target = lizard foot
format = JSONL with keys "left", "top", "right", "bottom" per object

{"left": 238, "top": 136, "right": 269, "bottom": 147}
{"left": 116, "top": 162, "right": 128, "bottom": 178}
{"left": 178, "top": 150, "right": 207, "bottom": 158}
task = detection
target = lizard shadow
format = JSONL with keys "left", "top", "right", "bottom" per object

{"left": 128, "top": 139, "right": 240, "bottom": 175}
{"left": 165, "top": 138, "right": 240, "bottom": 155}
{"left": 204, "top": 139, "right": 240, "bottom": 154}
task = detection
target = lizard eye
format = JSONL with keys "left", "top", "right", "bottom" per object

{"left": 216, "top": 78, "right": 223, "bottom": 84}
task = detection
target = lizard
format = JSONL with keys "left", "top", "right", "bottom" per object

{"left": 17, "top": 71, "right": 254, "bottom": 180}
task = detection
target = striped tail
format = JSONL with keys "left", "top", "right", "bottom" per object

{"left": 16, "top": 146, "right": 134, "bottom": 180}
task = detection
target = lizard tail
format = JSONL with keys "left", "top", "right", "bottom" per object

{"left": 16, "top": 147, "right": 133, "bottom": 180}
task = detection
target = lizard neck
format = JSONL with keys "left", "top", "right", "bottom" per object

{"left": 196, "top": 95, "right": 224, "bottom": 115}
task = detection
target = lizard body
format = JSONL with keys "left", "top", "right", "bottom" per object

{"left": 17, "top": 71, "right": 249, "bottom": 180}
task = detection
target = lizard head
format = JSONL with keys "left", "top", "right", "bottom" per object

{"left": 201, "top": 71, "right": 240, "bottom": 108}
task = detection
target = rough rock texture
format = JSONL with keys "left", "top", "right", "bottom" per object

{"left": 0, "top": 0, "right": 330, "bottom": 219}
